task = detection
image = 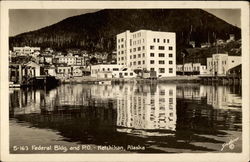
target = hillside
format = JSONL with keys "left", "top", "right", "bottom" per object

{"left": 9, "top": 9, "right": 241, "bottom": 57}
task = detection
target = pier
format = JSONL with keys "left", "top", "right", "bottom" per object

{"left": 199, "top": 75, "right": 241, "bottom": 85}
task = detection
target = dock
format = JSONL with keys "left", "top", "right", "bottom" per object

{"left": 199, "top": 75, "right": 241, "bottom": 85}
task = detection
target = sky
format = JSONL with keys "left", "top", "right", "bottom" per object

{"left": 9, "top": 9, "right": 241, "bottom": 37}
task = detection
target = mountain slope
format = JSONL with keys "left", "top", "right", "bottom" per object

{"left": 9, "top": 9, "right": 241, "bottom": 53}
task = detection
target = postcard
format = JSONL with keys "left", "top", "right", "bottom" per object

{"left": 1, "top": 1, "right": 249, "bottom": 162}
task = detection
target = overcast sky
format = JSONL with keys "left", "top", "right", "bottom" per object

{"left": 9, "top": 9, "right": 241, "bottom": 37}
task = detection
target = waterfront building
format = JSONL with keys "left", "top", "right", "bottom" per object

{"left": 176, "top": 63, "right": 208, "bottom": 75}
{"left": 56, "top": 64, "right": 72, "bottom": 78}
{"left": 9, "top": 61, "right": 41, "bottom": 84}
{"left": 44, "top": 65, "right": 57, "bottom": 76}
{"left": 25, "top": 61, "right": 41, "bottom": 77}
{"left": 13, "top": 46, "right": 40, "bottom": 56}
{"left": 72, "top": 66, "right": 83, "bottom": 77}
{"left": 183, "top": 63, "right": 193, "bottom": 73}
{"left": 112, "top": 67, "right": 137, "bottom": 78}
{"left": 91, "top": 64, "right": 123, "bottom": 78}
{"left": 207, "top": 53, "right": 241, "bottom": 76}
{"left": 116, "top": 30, "right": 176, "bottom": 77}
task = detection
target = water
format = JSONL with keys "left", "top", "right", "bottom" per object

{"left": 9, "top": 83, "right": 242, "bottom": 153}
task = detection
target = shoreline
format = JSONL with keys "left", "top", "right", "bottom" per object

{"left": 59, "top": 76, "right": 201, "bottom": 84}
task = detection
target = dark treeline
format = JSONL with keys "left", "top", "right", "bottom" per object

{"left": 10, "top": 9, "right": 241, "bottom": 59}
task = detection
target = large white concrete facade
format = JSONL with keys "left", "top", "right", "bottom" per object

{"left": 117, "top": 30, "right": 176, "bottom": 77}
{"left": 207, "top": 53, "right": 241, "bottom": 76}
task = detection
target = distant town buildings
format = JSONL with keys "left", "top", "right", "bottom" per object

{"left": 13, "top": 46, "right": 40, "bottom": 56}
{"left": 117, "top": 30, "right": 176, "bottom": 77}
{"left": 9, "top": 30, "right": 242, "bottom": 81}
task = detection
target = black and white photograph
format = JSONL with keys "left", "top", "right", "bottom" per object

{"left": 0, "top": 1, "right": 249, "bottom": 162}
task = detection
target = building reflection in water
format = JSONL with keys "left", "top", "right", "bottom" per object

{"left": 115, "top": 84, "right": 177, "bottom": 135}
{"left": 176, "top": 84, "right": 242, "bottom": 111}
{"left": 9, "top": 83, "right": 241, "bottom": 122}
{"left": 9, "top": 83, "right": 242, "bottom": 152}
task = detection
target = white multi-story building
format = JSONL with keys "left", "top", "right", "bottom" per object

{"left": 116, "top": 30, "right": 176, "bottom": 77}
{"left": 207, "top": 53, "right": 241, "bottom": 76}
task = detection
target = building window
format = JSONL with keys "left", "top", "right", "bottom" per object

{"left": 159, "top": 53, "right": 165, "bottom": 57}
{"left": 169, "top": 98, "right": 173, "bottom": 104}
{"left": 159, "top": 60, "right": 165, "bottom": 64}
{"left": 159, "top": 46, "right": 165, "bottom": 50}
{"left": 150, "top": 53, "right": 154, "bottom": 57}
{"left": 164, "top": 39, "right": 166, "bottom": 43}
{"left": 142, "top": 60, "right": 145, "bottom": 64}
{"left": 153, "top": 38, "right": 156, "bottom": 42}
{"left": 169, "top": 46, "right": 173, "bottom": 50}
{"left": 150, "top": 68, "right": 155, "bottom": 71}
{"left": 157, "top": 39, "right": 160, "bottom": 43}
{"left": 169, "top": 60, "right": 173, "bottom": 64}
{"left": 113, "top": 68, "right": 119, "bottom": 71}
{"left": 130, "top": 56, "right": 132, "bottom": 59}
{"left": 167, "top": 39, "right": 169, "bottom": 43}
{"left": 133, "top": 55, "right": 136, "bottom": 59}
{"left": 138, "top": 61, "right": 141, "bottom": 65}
{"left": 124, "top": 72, "right": 128, "bottom": 76}
{"left": 142, "top": 53, "right": 145, "bottom": 57}
{"left": 232, "top": 60, "right": 234, "bottom": 63}
{"left": 169, "top": 89, "right": 173, "bottom": 96}
{"left": 142, "top": 46, "right": 145, "bottom": 50}
{"left": 169, "top": 53, "right": 173, "bottom": 57}
{"left": 130, "top": 72, "right": 133, "bottom": 76}
{"left": 150, "top": 60, "right": 155, "bottom": 64}
{"left": 133, "top": 48, "right": 136, "bottom": 52}
{"left": 138, "top": 47, "right": 141, "bottom": 51}
{"left": 160, "top": 90, "right": 165, "bottom": 95}
{"left": 150, "top": 46, "right": 154, "bottom": 50}
{"left": 169, "top": 68, "right": 173, "bottom": 73}
{"left": 138, "top": 54, "right": 141, "bottom": 58}
{"left": 121, "top": 38, "right": 124, "bottom": 42}
{"left": 133, "top": 61, "right": 136, "bottom": 65}
{"left": 159, "top": 68, "right": 165, "bottom": 73}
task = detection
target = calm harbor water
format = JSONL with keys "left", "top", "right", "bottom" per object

{"left": 9, "top": 83, "right": 242, "bottom": 153}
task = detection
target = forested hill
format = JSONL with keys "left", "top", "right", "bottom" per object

{"left": 9, "top": 9, "right": 241, "bottom": 52}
